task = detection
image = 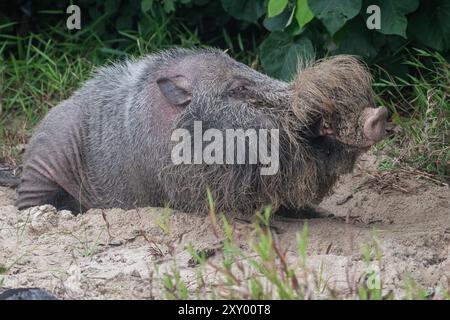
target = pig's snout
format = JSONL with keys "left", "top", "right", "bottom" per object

{"left": 363, "top": 107, "right": 388, "bottom": 144}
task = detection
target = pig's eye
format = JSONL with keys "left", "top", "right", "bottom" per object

{"left": 228, "top": 86, "right": 247, "bottom": 96}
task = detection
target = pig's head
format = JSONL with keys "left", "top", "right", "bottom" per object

{"left": 291, "top": 55, "right": 387, "bottom": 150}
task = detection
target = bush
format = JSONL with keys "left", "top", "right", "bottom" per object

{"left": 1, "top": 0, "right": 449, "bottom": 80}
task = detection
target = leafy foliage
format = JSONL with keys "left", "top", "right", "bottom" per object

{"left": 408, "top": 0, "right": 450, "bottom": 52}
{"left": 1, "top": 0, "right": 448, "bottom": 81}
{"left": 268, "top": 0, "right": 289, "bottom": 18}
{"left": 260, "top": 32, "right": 313, "bottom": 81}
{"left": 369, "top": 0, "right": 419, "bottom": 38}
{"left": 257, "top": 0, "right": 449, "bottom": 79}
{"left": 294, "top": 0, "right": 314, "bottom": 28}
{"left": 309, "top": 0, "right": 362, "bottom": 35}
{"left": 221, "top": 0, "right": 267, "bottom": 23}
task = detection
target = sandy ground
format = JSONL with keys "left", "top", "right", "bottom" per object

{"left": 0, "top": 154, "right": 449, "bottom": 299}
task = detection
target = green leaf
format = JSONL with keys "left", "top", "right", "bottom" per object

{"left": 260, "top": 31, "right": 314, "bottom": 81}
{"left": 88, "top": 7, "right": 102, "bottom": 20}
{"left": 295, "top": 0, "right": 314, "bottom": 28}
{"left": 116, "top": 14, "right": 133, "bottom": 31}
{"left": 335, "top": 18, "right": 378, "bottom": 61}
{"left": 141, "top": 0, "right": 154, "bottom": 13}
{"left": 367, "top": 0, "right": 419, "bottom": 38}
{"left": 105, "top": 0, "right": 120, "bottom": 13}
{"left": 408, "top": 0, "right": 450, "bottom": 51}
{"left": 308, "top": 0, "right": 362, "bottom": 35}
{"left": 221, "top": 0, "right": 267, "bottom": 23}
{"left": 263, "top": 6, "right": 293, "bottom": 31}
{"left": 163, "top": 0, "right": 176, "bottom": 13}
{"left": 268, "top": 0, "right": 288, "bottom": 18}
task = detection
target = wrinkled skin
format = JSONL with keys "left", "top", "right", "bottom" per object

{"left": 16, "top": 49, "right": 387, "bottom": 215}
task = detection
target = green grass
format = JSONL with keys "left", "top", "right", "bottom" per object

{"left": 377, "top": 158, "right": 400, "bottom": 172}
{"left": 374, "top": 50, "right": 449, "bottom": 180}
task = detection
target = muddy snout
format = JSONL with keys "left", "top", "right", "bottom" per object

{"left": 363, "top": 107, "right": 388, "bottom": 144}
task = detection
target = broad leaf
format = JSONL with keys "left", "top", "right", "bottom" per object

{"left": 263, "top": 6, "right": 294, "bottom": 31}
{"left": 141, "top": 0, "right": 154, "bottom": 13}
{"left": 268, "top": 0, "right": 288, "bottom": 18}
{"left": 163, "top": 0, "right": 175, "bottom": 13}
{"left": 116, "top": 14, "right": 133, "bottom": 31}
{"left": 260, "top": 32, "right": 314, "bottom": 81}
{"left": 408, "top": 0, "right": 450, "bottom": 51}
{"left": 309, "top": 0, "right": 362, "bottom": 35}
{"left": 105, "top": 0, "right": 120, "bottom": 13}
{"left": 295, "top": 0, "right": 314, "bottom": 28}
{"left": 335, "top": 18, "right": 378, "bottom": 61}
{"left": 367, "top": 0, "right": 419, "bottom": 38}
{"left": 221, "top": 0, "right": 267, "bottom": 23}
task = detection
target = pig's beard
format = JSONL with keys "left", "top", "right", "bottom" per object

{"left": 157, "top": 128, "right": 362, "bottom": 215}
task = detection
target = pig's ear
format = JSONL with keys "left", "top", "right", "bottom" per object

{"left": 156, "top": 75, "right": 192, "bottom": 107}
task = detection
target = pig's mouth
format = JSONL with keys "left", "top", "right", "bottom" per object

{"left": 307, "top": 117, "right": 371, "bottom": 150}
{"left": 319, "top": 121, "right": 335, "bottom": 137}
{"left": 306, "top": 107, "right": 388, "bottom": 149}
{"left": 307, "top": 117, "right": 337, "bottom": 142}
{"left": 308, "top": 125, "right": 367, "bottom": 151}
